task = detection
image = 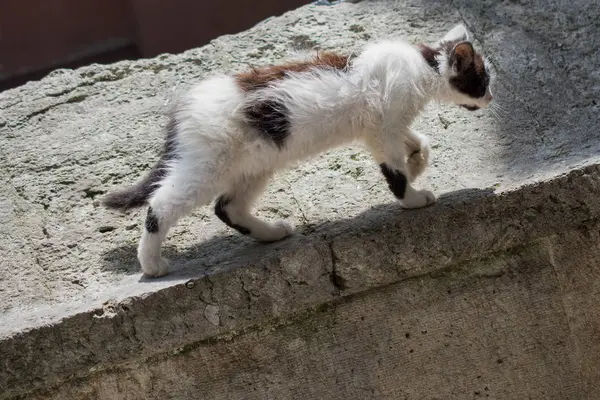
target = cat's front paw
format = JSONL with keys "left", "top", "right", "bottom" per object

{"left": 139, "top": 256, "right": 169, "bottom": 277}
{"left": 254, "top": 220, "right": 294, "bottom": 242}
{"left": 401, "top": 189, "right": 436, "bottom": 209}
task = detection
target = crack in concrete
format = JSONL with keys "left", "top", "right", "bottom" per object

{"left": 285, "top": 178, "right": 310, "bottom": 227}
{"left": 544, "top": 236, "right": 586, "bottom": 379}
{"left": 327, "top": 239, "right": 346, "bottom": 292}
{"left": 198, "top": 274, "right": 217, "bottom": 306}
{"left": 239, "top": 276, "right": 254, "bottom": 310}
{"left": 118, "top": 307, "right": 141, "bottom": 345}
{"left": 16, "top": 94, "right": 89, "bottom": 125}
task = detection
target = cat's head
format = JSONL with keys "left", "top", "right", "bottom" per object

{"left": 430, "top": 24, "right": 494, "bottom": 111}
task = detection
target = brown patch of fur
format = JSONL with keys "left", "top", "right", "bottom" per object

{"left": 235, "top": 51, "right": 350, "bottom": 92}
{"left": 454, "top": 42, "right": 473, "bottom": 59}
{"left": 473, "top": 53, "right": 485, "bottom": 76}
{"left": 453, "top": 42, "right": 474, "bottom": 71}
{"left": 418, "top": 44, "right": 441, "bottom": 71}
{"left": 442, "top": 40, "right": 485, "bottom": 75}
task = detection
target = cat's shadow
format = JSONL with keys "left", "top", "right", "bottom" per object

{"left": 101, "top": 187, "right": 495, "bottom": 282}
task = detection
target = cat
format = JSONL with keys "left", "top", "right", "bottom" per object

{"left": 103, "top": 24, "right": 494, "bottom": 277}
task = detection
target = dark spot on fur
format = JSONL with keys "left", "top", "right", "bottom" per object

{"left": 145, "top": 207, "right": 159, "bottom": 233}
{"left": 235, "top": 51, "right": 351, "bottom": 92}
{"left": 418, "top": 44, "right": 440, "bottom": 72}
{"left": 244, "top": 99, "right": 291, "bottom": 148}
{"left": 214, "top": 196, "right": 251, "bottom": 235}
{"left": 380, "top": 163, "right": 407, "bottom": 199}
{"left": 162, "top": 116, "right": 179, "bottom": 163}
{"left": 103, "top": 116, "right": 179, "bottom": 211}
{"left": 236, "top": 52, "right": 353, "bottom": 149}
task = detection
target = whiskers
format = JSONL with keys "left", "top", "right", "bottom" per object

{"left": 488, "top": 100, "right": 509, "bottom": 122}
{"left": 482, "top": 56, "right": 509, "bottom": 122}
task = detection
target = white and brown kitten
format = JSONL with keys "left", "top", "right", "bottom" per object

{"left": 103, "top": 24, "right": 494, "bottom": 277}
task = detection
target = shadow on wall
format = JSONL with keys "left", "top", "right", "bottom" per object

{"left": 0, "top": 0, "right": 311, "bottom": 92}
{"left": 101, "top": 187, "right": 495, "bottom": 282}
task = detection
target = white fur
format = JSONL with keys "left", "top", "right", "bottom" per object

{"left": 442, "top": 23, "right": 469, "bottom": 43}
{"left": 135, "top": 24, "right": 492, "bottom": 277}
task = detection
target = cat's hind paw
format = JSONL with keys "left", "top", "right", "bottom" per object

{"left": 140, "top": 256, "right": 169, "bottom": 277}
{"left": 401, "top": 189, "right": 436, "bottom": 209}
{"left": 254, "top": 220, "right": 294, "bottom": 242}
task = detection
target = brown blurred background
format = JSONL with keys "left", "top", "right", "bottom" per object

{"left": 0, "top": 0, "right": 310, "bottom": 92}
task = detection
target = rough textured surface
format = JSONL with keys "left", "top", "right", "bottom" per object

{"left": 18, "top": 225, "right": 600, "bottom": 399}
{"left": 1, "top": 0, "right": 599, "bottom": 399}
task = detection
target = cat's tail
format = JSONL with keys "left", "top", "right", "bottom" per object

{"left": 102, "top": 165, "right": 164, "bottom": 211}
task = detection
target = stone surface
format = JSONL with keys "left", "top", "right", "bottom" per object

{"left": 1, "top": 0, "right": 599, "bottom": 399}
{"left": 20, "top": 226, "right": 600, "bottom": 399}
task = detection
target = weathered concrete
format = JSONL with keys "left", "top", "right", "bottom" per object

{"left": 1, "top": 0, "right": 599, "bottom": 399}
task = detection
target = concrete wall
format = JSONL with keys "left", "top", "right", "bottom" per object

{"left": 18, "top": 196, "right": 600, "bottom": 399}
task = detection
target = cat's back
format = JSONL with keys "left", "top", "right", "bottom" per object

{"left": 180, "top": 74, "right": 244, "bottom": 117}
{"left": 166, "top": 73, "right": 249, "bottom": 152}
{"left": 354, "top": 39, "right": 425, "bottom": 80}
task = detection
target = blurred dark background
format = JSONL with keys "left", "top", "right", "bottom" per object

{"left": 0, "top": 0, "right": 310, "bottom": 92}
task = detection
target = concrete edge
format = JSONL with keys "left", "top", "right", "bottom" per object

{"left": 3, "top": 164, "right": 600, "bottom": 399}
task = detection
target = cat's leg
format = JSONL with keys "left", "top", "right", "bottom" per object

{"left": 215, "top": 173, "right": 294, "bottom": 242}
{"left": 405, "top": 129, "right": 430, "bottom": 183}
{"left": 138, "top": 170, "right": 217, "bottom": 277}
{"left": 366, "top": 130, "right": 435, "bottom": 209}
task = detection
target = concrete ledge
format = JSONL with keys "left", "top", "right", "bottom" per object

{"left": 2, "top": 0, "right": 600, "bottom": 398}
{"left": 4, "top": 166, "right": 600, "bottom": 399}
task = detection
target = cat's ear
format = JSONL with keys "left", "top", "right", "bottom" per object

{"left": 450, "top": 42, "right": 475, "bottom": 72}
{"left": 442, "top": 24, "right": 469, "bottom": 43}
